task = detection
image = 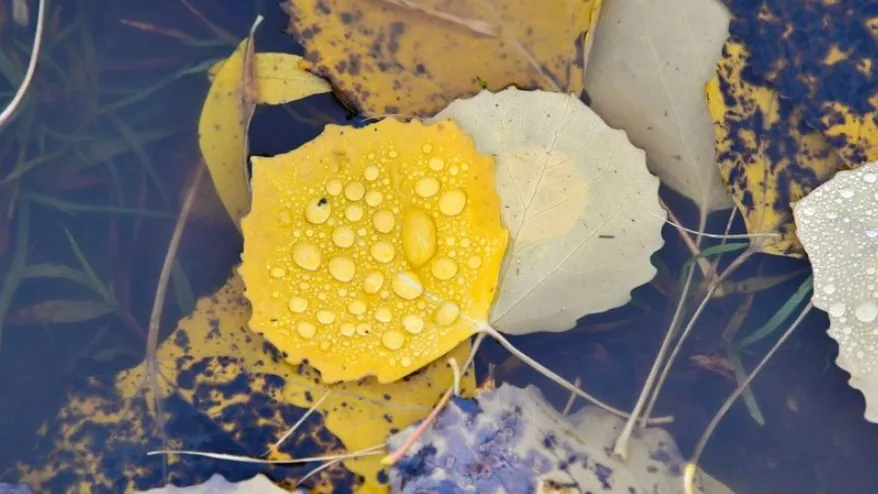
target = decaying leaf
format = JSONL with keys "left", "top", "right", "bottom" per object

{"left": 9, "top": 275, "right": 475, "bottom": 493}
{"left": 431, "top": 88, "right": 665, "bottom": 334}
{"left": 708, "top": 40, "right": 849, "bottom": 257}
{"left": 239, "top": 118, "right": 508, "bottom": 384}
{"left": 584, "top": 0, "right": 732, "bottom": 216}
{"left": 387, "top": 383, "right": 734, "bottom": 493}
{"left": 134, "top": 473, "right": 290, "bottom": 494}
{"left": 283, "top": 0, "right": 602, "bottom": 116}
{"left": 7, "top": 299, "right": 111, "bottom": 325}
{"left": 723, "top": 0, "right": 878, "bottom": 165}
{"left": 794, "top": 161, "right": 878, "bottom": 423}
{"left": 199, "top": 33, "right": 331, "bottom": 229}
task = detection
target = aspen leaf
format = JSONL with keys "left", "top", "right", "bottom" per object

{"left": 794, "top": 161, "right": 878, "bottom": 424}
{"left": 239, "top": 118, "right": 508, "bottom": 383}
{"left": 388, "top": 383, "right": 735, "bottom": 493}
{"left": 282, "top": 0, "right": 602, "bottom": 116}
{"left": 134, "top": 473, "right": 289, "bottom": 494}
{"left": 431, "top": 88, "right": 665, "bottom": 334}
{"left": 10, "top": 275, "right": 475, "bottom": 493}
{"left": 708, "top": 40, "right": 850, "bottom": 257}
{"left": 584, "top": 0, "right": 732, "bottom": 216}
{"left": 198, "top": 33, "right": 331, "bottom": 229}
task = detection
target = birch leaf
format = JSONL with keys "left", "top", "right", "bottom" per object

{"left": 794, "top": 161, "right": 878, "bottom": 423}
{"left": 431, "top": 88, "right": 665, "bottom": 334}
{"left": 282, "top": 0, "right": 602, "bottom": 117}
{"left": 388, "top": 383, "right": 734, "bottom": 493}
{"left": 198, "top": 34, "right": 331, "bottom": 229}
{"left": 584, "top": 0, "right": 732, "bottom": 215}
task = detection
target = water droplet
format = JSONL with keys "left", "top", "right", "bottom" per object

{"left": 392, "top": 271, "right": 424, "bottom": 300}
{"left": 866, "top": 173, "right": 877, "bottom": 183}
{"left": 344, "top": 181, "right": 365, "bottom": 201}
{"left": 356, "top": 323, "right": 371, "bottom": 336}
{"left": 868, "top": 230, "right": 878, "bottom": 239}
{"left": 364, "top": 166, "right": 380, "bottom": 181}
{"left": 332, "top": 226, "right": 355, "bottom": 248}
{"left": 293, "top": 242, "right": 322, "bottom": 271}
{"left": 363, "top": 271, "right": 385, "bottom": 294}
{"left": 320, "top": 341, "right": 331, "bottom": 351}
{"left": 840, "top": 188, "right": 855, "bottom": 199}
{"left": 348, "top": 299, "right": 367, "bottom": 315}
{"left": 288, "top": 297, "right": 308, "bottom": 313}
{"left": 422, "top": 143, "right": 433, "bottom": 154}
{"left": 402, "top": 209, "right": 437, "bottom": 267}
{"left": 373, "top": 210, "right": 396, "bottom": 233}
{"left": 388, "top": 150, "right": 399, "bottom": 159}
{"left": 431, "top": 257, "right": 458, "bottom": 280}
{"left": 829, "top": 302, "right": 847, "bottom": 317}
{"left": 345, "top": 204, "right": 364, "bottom": 222}
{"left": 402, "top": 314, "right": 424, "bottom": 334}
{"left": 296, "top": 321, "right": 316, "bottom": 339}
{"left": 439, "top": 189, "right": 467, "bottom": 216}
{"left": 305, "top": 197, "right": 332, "bottom": 224}
{"left": 326, "top": 179, "right": 343, "bottom": 196}
{"left": 855, "top": 300, "right": 878, "bottom": 323}
{"left": 434, "top": 301, "right": 460, "bottom": 326}
{"left": 317, "top": 310, "right": 336, "bottom": 325}
{"left": 370, "top": 241, "right": 396, "bottom": 263}
{"left": 382, "top": 330, "right": 405, "bottom": 350}
{"left": 822, "top": 284, "right": 836, "bottom": 295}
{"left": 415, "top": 177, "right": 440, "bottom": 198}
{"left": 375, "top": 307, "right": 393, "bottom": 323}
{"left": 340, "top": 323, "right": 356, "bottom": 337}
{"left": 401, "top": 356, "right": 413, "bottom": 367}
{"left": 328, "top": 256, "right": 356, "bottom": 282}
{"left": 428, "top": 157, "right": 444, "bottom": 171}
{"left": 467, "top": 256, "right": 483, "bottom": 269}
{"left": 365, "top": 190, "right": 383, "bottom": 207}
{"left": 270, "top": 267, "right": 287, "bottom": 278}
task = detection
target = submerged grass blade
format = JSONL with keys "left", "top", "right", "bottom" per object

{"left": 63, "top": 226, "right": 109, "bottom": 300}
{"left": 737, "top": 275, "right": 813, "bottom": 348}
{"left": 25, "top": 192, "right": 174, "bottom": 217}
{"left": 0, "top": 202, "right": 30, "bottom": 358}
{"left": 22, "top": 262, "right": 99, "bottom": 292}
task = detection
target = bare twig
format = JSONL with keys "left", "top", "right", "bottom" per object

{"left": 0, "top": 0, "right": 46, "bottom": 132}
{"left": 371, "top": 0, "right": 498, "bottom": 36}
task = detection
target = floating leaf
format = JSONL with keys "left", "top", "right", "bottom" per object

{"left": 282, "top": 0, "right": 602, "bottom": 116}
{"left": 240, "top": 118, "right": 508, "bottom": 383}
{"left": 134, "top": 473, "right": 289, "bottom": 494}
{"left": 431, "top": 88, "right": 665, "bottom": 334}
{"left": 199, "top": 32, "right": 332, "bottom": 229}
{"left": 7, "top": 299, "right": 111, "bottom": 325}
{"left": 10, "top": 275, "right": 475, "bottom": 492}
{"left": 584, "top": 0, "right": 732, "bottom": 216}
{"left": 723, "top": 0, "right": 878, "bottom": 165}
{"left": 794, "top": 161, "right": 878, "bottom": 423}
{"left": 708, "top": 40, "right": 850, "bottom": 257}
{"left": 388, "top": 383, "right": 734, "bottom": 493}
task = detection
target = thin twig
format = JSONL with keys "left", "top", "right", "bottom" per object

{"left": 264, "top": 390, "right": 332, "bottom": 456}
{"left": 371, "top": 0, "right": 498, "bottom": 36}
{"left": 0, "top": 0, "right": 46, "bottom": 132}
{"left": 660, "top": 199, "right": 710, "bottom": 277}
{"left": 562, "top": 377, "right": 581, "bottom": 415}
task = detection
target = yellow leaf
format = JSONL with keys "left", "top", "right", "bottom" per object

{"left": 198, "top": 37, "right": 331, "bottom": 230}
{"left": 707, "top": 40, "right": 850, "bottom": 257}
{"left": 282, "top": 0, "right": 602, "bottom": 116}
{"left": 11, "top": 274, "right": 475, "bottom": 493}
{"left": 239, "top": 118, "right": 508, "bottom": 383}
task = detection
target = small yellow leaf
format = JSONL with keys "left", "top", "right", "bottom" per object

{"left": 708, "top": 40, "right": 850, "bottom": 257}
{"left": 239, "top": 118, "right": 508, "bottom": 383}
{"left": 198, "top": 39, "right": 331, "bottom": 229}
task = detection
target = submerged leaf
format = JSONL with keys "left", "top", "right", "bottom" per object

{"left": 239, "top": 119, "right": 508, "bottom": 383}
{"left": 134, "top": 473, "right": 289, "bottom": 493}
{"left": 10, "top": 275, "right": 475, "bottom": 492}
{"left": 794, "top": 161, "right": 878, "bottom": 423}
{"left": 7, "top": 299, "right": 111, "bottom": 325}
{"left": 387, "top": 383, "right": 734, "bottom": 493}
{"left": 708, "top": 40, "right": 849, "bottom": 257}
{"left": 283, "top": 0, "right": 602, "bottom": 116}
{"left": 585, "top": 0, "right": 732, "bottom": 215}
{"left": 199, "top": 35, "right": 331, "bottom": 228}
{"left": 431, "top": 88, "right": 665, "bottom": 334}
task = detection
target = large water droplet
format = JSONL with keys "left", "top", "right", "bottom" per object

{"left": 829, "top": 302, "right": 847, "bottom": 317}
{"left": 293, "top": 241, "right": 322, "bottom": 271}
{"left": 305, "top": 197, "right": 331, "bottom": 224}
{"left": 382, "top": 330, "right": 405, "bottom": 350}
{"left": 328, "top": 256, "right": 356, "bottom": 282}
{"left": 375, "top": 307, "right": 393, "bottom": 323}
{"left": 344, "top": 181, "right": 365, "bottom": 201}
{"left": 856, "top": 300, "right": 878, "bottom": 323}
{"left": 402, "top": 209, "right": 437, "bottom": 267}
{"left": 348, "top": 299, "right": 367, "bottom": 315}
{"left": 363, "top": 271, "right": 385, "bottom": 294}
{"left": 822, "top": 284, "right": 836, "bottom": 295}
{"left": 415, "top": 177, "right": 440, "bottom": 198}
{"left": 332, "top": 226, "right": 355, "bottom": 248}
{"left": 296, "top": 320, "right": 316, "bottom": 339}
{"left": 840, "top": 188, "right": 855, "bottom": 199}
{"left": 365, "top": 190, "right": 383, "bottom": 207}
{"left": 392, "top": 271, "right": 424, "bottom": 300}
{"left": 288, "top": 297, "right": 308, "bottom": 313}
{"left": 370, "top": 241, "right": 396, "bottom": 263}
{"left": 402, "top": 314, "right": 424, "bottom": 334}
{"left": 439, "top": 189, "right": 467, "bottom": 216}
{"left": 373, "top": 210, "right": 396, "bottom": 233}
{"left": 431, "top": 257, "right": 458, "bottom": 280}
{"left": 434, "top": 301, "right": 460, "bottom": 326}
{"left": 345, "top": 204, "right": 364, "bottom": 222}
{"left": 317, "top": 310, "right": 336, "bottom": 325}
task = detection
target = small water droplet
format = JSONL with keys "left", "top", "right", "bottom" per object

{"left": 328, "top": 256, "right": 356, "bottom": 283}
{"left": 305, "top": 197, "right": 332, "bottom": 224}
{"left": 296, "top": 321, "right": 316, "bottom": 339}
{"left": 840, "top": 188, "right": 855, "bottom": 199}
{"left": 288, "top": 297, "right": 308, "bottom": 313}
{"left": 345, "top": 204, "right": 364, "bottom": 222}
{"left": 402, "top": 314, "right": 424, "bottom": 334}
{"left": 348, "top": 299, "right": 367, "bottom": 315}
{"left": 434, "top": 301, "right": 460, "bottom": 326}
{"left": 375, "top": 307, "right": 393, "bottom": 323}
{"left": 370, "top": 241, "right": 396, "bottom": 263}
{"left": 326, "top": 179, "right": 343, "bottom": 196}
{"left": 365, "top": 190, "right": 383, "bottom": 207}
{"left": 431, "top": 257, "right": 459, "bottom": 280}
{"left": 401, "top": 356, "right": 412, "bottom": 367}
{"left": 332, "top": 226, "right": 355, "bottom": 248}
{"left": 340, "top": 323, "right": 356, "bottom": 337}
{"left": 415, "top": 177, "right": 440, "bottom": 198}
{"left": 270, "top": 267, "right": 287, "bottom": 278}
{"left": 293, "top": 242, "right": 322, "bottom": 271}
{"left": 344, "top": 181, "right": 365, "bottom": 201}
{"left": 363, "top": 271, "right": 385, "bottom": 294}
{"left": 866, "top": 173, "right": 877, "bottom": 183}
{"left": 392, "top": 271, "right": 424, "bottom": 300}
{"left": 356, "top": 323, "right": 371, "bottom": 336}
{"left": 388, "top": 150, "right": 399, "bottom": 159}
{"left": 422, "top": 143, "right": 433, "bottom": 154}
{"left": 317, "top": 310, "right": 336, "bottom": 325}
{"left": 364, "top": 166, "right": 380, "bottom": 181}
{"left": 382, "top": 330, "right": 405, "bottom": 350}
{"left": 829, "top": 302, "right": 847, "bottom": 317}
{"left": 855, "top": 300, "right": 878, "bottom": 323}
{"left": 823, "top": 284, "right": 836, "bottom": 295}
{"left": 467, "top": 256, "right": 483, "bottom": 269}
{"left": 428, "top": 157, "right": 444, "bottom": 171}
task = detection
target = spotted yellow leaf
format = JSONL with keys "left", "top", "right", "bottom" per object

{"left": 431, "top": 88, "right": 666, "bottom": 334}
{"left": 199, "top": 33, "right": 331, "bottom": 230}
{"left": 9, "top": 275, "right": 475, "bottom": 493}
{"left": 708, "top": 40, "right": 850, "bottom": 257}
{"left": 282, "top": 0, "right": 602, "bottom": 116}
{"left": 239, "top": 118, "right": 508, "bottom": 383}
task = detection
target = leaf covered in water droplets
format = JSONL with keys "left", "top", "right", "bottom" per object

{"left": 387, "top": 383, "right": 735, "bottom": 493}
{"left": 239, "top": 119, "right": 508, "bottom": 383}
{"left": 431, "top": 88, "right": 665, "bottom": 334}
{"left": 794, "top": 161, "right": 878, "bottom": 424}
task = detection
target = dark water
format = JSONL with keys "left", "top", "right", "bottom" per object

{"left": 1, "top": 1, "right": 877, "bottom": 493}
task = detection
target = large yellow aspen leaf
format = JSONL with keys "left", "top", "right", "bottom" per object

{"left": 281, "top": 0, "right": 602, "bottom": 117}
{"left": 239, "top": 119, "right": 508, "bottom": 383}
{"left": 198, "top": 32, "right": 331, "bottom": 229}
{"left": 10, "top": 275, "right": 475, "bottom": 493}
{"left": 708, "top": 40, "right": 850, "bottom": 257}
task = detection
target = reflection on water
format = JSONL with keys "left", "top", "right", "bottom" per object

{"left": 0, "top": 1, "right": 876, "bottom": 493}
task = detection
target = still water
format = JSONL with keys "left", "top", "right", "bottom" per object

{"left": 0, "top": 1, "right": 876, "bottom": 493}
